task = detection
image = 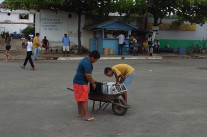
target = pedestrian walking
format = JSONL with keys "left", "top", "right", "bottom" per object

{"left": 21, "top": 37, "right": 35, "bottom": 70}
{"left": 32, "top": 33, "right": 41, "bottom": 61}
{"left": 4, "top": 33, "right": 14, "bottom": 62}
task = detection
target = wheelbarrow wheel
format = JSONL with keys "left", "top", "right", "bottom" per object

{"left": 112, "top": 98, "right": 128, "bottom": 116}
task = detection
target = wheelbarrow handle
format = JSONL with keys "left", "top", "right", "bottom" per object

{"left": 67, "top": 88, "right": 74, "bottom": 91}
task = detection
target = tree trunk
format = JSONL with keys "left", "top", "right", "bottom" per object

{"left": 152, "top": 17, "right": 159, "bottom": 42}
{"left": 144, "top": 13, "right": 148, "bottom": 29}
{"left": 78, "top": 12, "right": 82, "bottom": 54}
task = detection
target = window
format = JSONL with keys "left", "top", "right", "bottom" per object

{"left": 19, "top": 14, "right": 29, "bottom": 19}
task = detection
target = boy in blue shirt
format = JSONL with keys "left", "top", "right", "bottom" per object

{"left": 73, "top": 50, "right": 100, "bottom": 121}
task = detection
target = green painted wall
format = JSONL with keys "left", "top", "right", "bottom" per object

{"left": 159, "top": 39, "right": 197, "bottom": 49}
{"left": 158, "top": 39, "right": 206, "bottom": 52}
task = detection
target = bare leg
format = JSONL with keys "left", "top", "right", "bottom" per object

{"left": 82, "top": 102, "right": 90, "bottom": 119}
{"left": 5, "top": 50, "right": 8, "bottom": 61}
{"left": 6, "top": 51, "right": 14, "bottom": 59}
{"left": 77, "top": 102, "right": 83, "bottom": 116}
{"left": 82, "top": 102, "right": 95, "bottom": 121}
{"left": 122, "top": 92, "right": 127, "bottom": 104}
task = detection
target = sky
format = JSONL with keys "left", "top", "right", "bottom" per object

{"left": 0, "top": 0, "right": 4, "bottom": 3}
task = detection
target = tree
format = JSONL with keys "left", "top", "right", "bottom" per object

{"left": 175, "top": 0, "right": 207, "bottom": 25}
{"left": 133, "top": 0, "right": 207, "bottom": 41}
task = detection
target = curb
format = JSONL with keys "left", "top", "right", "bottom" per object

{"left": 57, "top": 56, "right": 162, "bottom": 61}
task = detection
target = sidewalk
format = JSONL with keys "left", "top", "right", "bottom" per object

{"left": 1, "top": 39, "right": 206, "bottom": 61}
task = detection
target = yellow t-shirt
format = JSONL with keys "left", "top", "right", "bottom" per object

{"left": 112, "top": 64, "right": 135, "bottom": 78}
{"left": 32, "top": 36, "right": 39, "bottom": 48}
{"left": 143, "top": 41, "right": 148, "bottom": 48}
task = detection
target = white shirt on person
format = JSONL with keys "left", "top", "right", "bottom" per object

{"left": 117, "top": 34, "right": 125, "bottom": 44}
{"left": 154, "top": 41, "right": 160, "bottom": 46}
{"left": 29, "top": 34, "right": 34, "bottom": 39}
{"left": 27, "top": 41, "right": 33, "bottom": 51}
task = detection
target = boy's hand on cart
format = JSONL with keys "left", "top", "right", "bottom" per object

{"left": 92, "top": 83, "right": 96, "bottom": 90}
{"left": 116, "top": 82, "right": 120, "bottom": 85}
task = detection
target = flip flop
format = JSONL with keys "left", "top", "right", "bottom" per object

{"left": 84, "top": 117, "right": 95, "bottom": 122}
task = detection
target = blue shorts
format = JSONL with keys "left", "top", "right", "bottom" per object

{"left": 123, "top": 72, "right": 135, "bottom": 91}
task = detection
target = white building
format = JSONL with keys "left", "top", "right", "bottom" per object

{"left": 0, "top": 4, "right": 35, "bottom": 34}
{"left": 35, "top": 9, "right": 90, "bottom": 48}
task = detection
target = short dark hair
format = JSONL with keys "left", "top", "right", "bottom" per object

{"left": 89, "top": 50, "right": 100, "bottom": 59}
{"left": 104, "top": 67, "right": 112, "bottom": 74}
{"left": 27, "top": 36, "right": 31, "bottom": 40}
{"left": 36, "top": 33, "right": 40, "bottom": 36}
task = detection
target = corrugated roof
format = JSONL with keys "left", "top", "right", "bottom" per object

{"left": 84, "top": 19, "right": 139, "bottom": 31}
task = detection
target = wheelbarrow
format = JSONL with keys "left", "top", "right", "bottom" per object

{"left": 67, "top": 86, "right": 130, "bottom": 116}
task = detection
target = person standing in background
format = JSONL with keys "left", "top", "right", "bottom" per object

{"left": 21, "top": 35, "right": 26, "bottom": 48}
{"left": 148, "top": 34, "right": 153, "bottom": 56}
{"left": 4, "top": 33, "right": 14, "bottom": 62}
{"left": 62, "top": 32, "right": 70, "bottom": 57}
{"left": 117, "top": 32, "right": 125, "bottom": 55}
{"left": 32, "top": 33, "right": 41, "bottom": 61}
{"left": 154, "top": 39, "right": 160, "bottom": 53}
{"left": 29, "top": 32, "right": 34, "bottom": 42}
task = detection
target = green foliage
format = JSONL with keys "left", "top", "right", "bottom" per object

{"left": 21, "top": 26, "right": 35, "bottom": 37}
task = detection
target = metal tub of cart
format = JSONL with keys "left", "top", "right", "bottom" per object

{"left": 88, "top": 82, "right": 129, "bottom": 116}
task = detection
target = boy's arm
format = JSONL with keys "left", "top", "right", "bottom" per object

{"left": 85, "top": 74, "right": 96, "bottom": 89}
{"left": 117, "top": 74, "right": 125, "bottom": 84}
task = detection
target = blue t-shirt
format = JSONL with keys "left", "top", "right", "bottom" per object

{"left": 62, "top": 36, "right": 70, "bottom": 46}
{"left": 73, "top": 57, "right": 93, "bottom": 85}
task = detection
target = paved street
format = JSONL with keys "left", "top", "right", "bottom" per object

{"left": 0, "top": 59, "right": 207, "bottom": 137}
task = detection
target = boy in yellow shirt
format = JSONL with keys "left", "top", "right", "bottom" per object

{"left": 104, "top": 64, "right": 135, "bottom": 104}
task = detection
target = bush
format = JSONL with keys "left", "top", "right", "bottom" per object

{"left": 21, "top": 26, "right": 35, "bottom": 37}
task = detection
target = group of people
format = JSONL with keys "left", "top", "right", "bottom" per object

{"left": 73, "top": 50, "right": 135, "bottom": 121}
{"left": 3, "top": 32, "right": 71, "bottom": 70}
{"left": 117, "top": 33, "right": 160, "bottom": 56}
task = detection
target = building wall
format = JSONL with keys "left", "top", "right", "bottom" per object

{"left": 0, "top": 24, "right": 29, "bottom": 34}
{"left": 0, "top": 9, "right": 34, "bottom": 34}
{"left": 148, "top": 17, "right": 207, "bottom": 49}
{"left": 35, "top": 10, "right": 85, "bottom": 48}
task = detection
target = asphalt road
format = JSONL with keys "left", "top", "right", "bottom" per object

{"left": 0, "top": 59, "right": 207, "bottom": 137}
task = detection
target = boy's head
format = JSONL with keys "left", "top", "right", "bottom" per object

{"left": 104, "top": 67, "right": 113, "bottom": 77}
{"left": 27, "top": 36, "right": 31, "bottom": 41}
{"left": 89, "top": 50, "right": 100, "bottom": 63}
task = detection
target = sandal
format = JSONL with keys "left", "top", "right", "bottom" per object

{"left": 84, "top": 117, "right": 96, "bottom": 122}
{"left": 21, "top": 66, "right": 25, "bottom": 69}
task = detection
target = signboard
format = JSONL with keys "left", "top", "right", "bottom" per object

{"left": 41, "top": 18, "right": 62, "bottom": 31}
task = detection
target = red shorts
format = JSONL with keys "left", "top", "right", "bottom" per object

{"left": 73, "top": 83, "right": 89, "bottom": 102}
